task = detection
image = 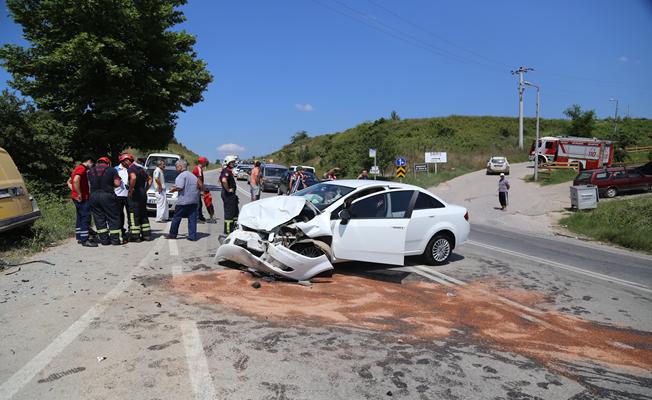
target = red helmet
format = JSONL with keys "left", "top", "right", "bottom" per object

{"left": 97, "top": 157, "right": 110, "bottom": 164}
{"left": 198, "top": 156, "right": 208, "bottom": 164}
{"left": 119, "top": 153, "right": 134, "bottom": 162}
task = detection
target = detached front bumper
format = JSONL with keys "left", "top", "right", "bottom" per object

{"left": 215, "top": 230, "right": 333, "bottom": 281}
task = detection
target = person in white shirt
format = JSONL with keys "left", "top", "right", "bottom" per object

{"left": 114, "top": 160, "right": 130, "bottom": 236}
{"left": 153, "top": 160, "right": 169, "bottom": 222}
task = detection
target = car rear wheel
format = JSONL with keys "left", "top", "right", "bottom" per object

{"left": 424, "top": 233, "right": 453, "bottom": 265}
{"left": 605, "top": 187, "right": 618, "bottom": 198}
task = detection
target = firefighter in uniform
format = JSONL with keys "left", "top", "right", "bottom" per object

{"left": 120, "top": 153, "right": 153, "bottom": 242}
{"left": 220, "top": 159, "right": 239, "bottom": 234}
{"left": 88, "top": 157, "right": 123, "bottom": 245}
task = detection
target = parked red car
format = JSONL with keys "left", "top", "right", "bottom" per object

{"left": 573, "top": 167, "right": 652, "bottom": 198}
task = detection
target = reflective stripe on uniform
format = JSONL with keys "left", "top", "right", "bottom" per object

{"left": 96, "top": 228, "right": 109, "bottom": 234}
{"left": 141, "top": 224, "right": 151, "bottom": 232}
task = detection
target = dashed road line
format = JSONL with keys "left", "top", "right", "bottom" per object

{"left": 169, "top": 238, "right": 179, "bottom": 256}
{"left": 180, "top": 321, "right": 217, "bottom": 400}
{"left": 0, "top": 239, "right": 165, "bottom": 400}
{"left": 468, "top": 240, "right": 652, "bottom": 295}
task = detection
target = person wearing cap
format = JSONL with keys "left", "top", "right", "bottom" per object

{"left": 120, "top": 153, "right": 153, "bottom": 242}
{"left": 220, "top": 159, "right": 239, "bottom": 234}
{"left": 498, "top": 172, "right": 510, "bottom": 211}
{"left": 88, "top": 157, "right": 123, "bottom": 245}
{"left": 153, "top": 160, "right": 169, "bottom": 222}
{"left": 193, "top": 156, "right": 208, "bottom": 222}
{"left": 67, "top": 155, "right": 96, "bottom": 247}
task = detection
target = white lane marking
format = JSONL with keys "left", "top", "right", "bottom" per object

{"left": 169, "top": 239, "right": 179, "bottom": 256}
{"left": 412, "top": 265, "right": 467, "bottom": 285}
{"left": 468, "top": 240, "right": 652, "bottom": 294}
{"left": 172, "top": 264, "right": 183, "bottom": 277}
{"left": 235, "top": 182, "right": 251, "bottom": 198}
{"left": 180, "top": 321, "right": 217, "bottom": 400}
{"left": 0, "top": 239, "right": 164, "bottom": 400}
{"left": 408, "top": 267, "right": 454, "bottom": 286}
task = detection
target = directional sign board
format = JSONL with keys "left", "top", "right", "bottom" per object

{"left": 414, "top": 163, "right": 428, "bottom": 173}
{"left": 369, "top": 148, "right": 376, "bottom": 158}
{"left": 395, "top": 157, "right": 407, "bottom": 167}
{"left": 396, "top": 166, "right": 406, "bottom": 178}
{"left": 425, "top": 152, "right": 447, "bottom": 163}
{"left": 370, "top": 165, "right": 380, "bottom": 175}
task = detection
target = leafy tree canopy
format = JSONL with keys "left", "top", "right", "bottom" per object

{"left": 563, "top": 104, "right": 596, "bottom": 137}
{"left": 0, "top": 0, "right": 212, "bottom": 160}
{"left": 291, "top": 130, "right": 309, "bottom": 144}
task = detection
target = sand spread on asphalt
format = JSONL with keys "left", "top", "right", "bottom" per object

{"left": 169, "top": 269, "right": 652, "bottom": 372}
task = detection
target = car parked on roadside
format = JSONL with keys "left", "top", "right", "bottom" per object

{"left": 146, "top": 167, "right": 180, "bottom": 213}
{"left": 216, "top": 180, "right": 470, "bottom": 281}
{"left": 144, "top": 153, "right": 181, "bottom": 169}
{"left": 573, "top": 167, "right": 652, "bottom": 198}
{"left": 261, "top": 163, "right": 288, "bottom": 192}
{"left": 0, "top": 147, "right": 41, "bottom": 233}
{"left": 277, "top": 170, "right": 320, "bottom": 195}
{"left": 288, "top": 165, "right": 316, "bottom": 174}
{"left": 236, "top": 164, "right": 253, "bottom": 181}
{"left": 486, "top": 156, "right": 510, "bottom": 175}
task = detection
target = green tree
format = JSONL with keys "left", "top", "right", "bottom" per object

{"left": 390, "top": 110, "right": 400, "bottom": 121}
{"left": 291, "top": 130, "right": 309, "bottom": 144}
{"left": 563, "top": 104, "right": 596, "bottom": 137}
{"left": 0, "top": 0, "right": 212, "bottom": 161}
{"left": 0, "top": 91, "right": 72, "bottom": 194}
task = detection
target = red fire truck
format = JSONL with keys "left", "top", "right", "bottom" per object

{"left": 529, "top": 136, "right": 614, "bottom": 170}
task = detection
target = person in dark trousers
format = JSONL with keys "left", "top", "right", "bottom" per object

{"left": 67, "top": 155, "right": 97, "bottom": 247}
{"left": 88, "top": 157, "right": 123, "bottom": 245}
{"left": 498, "top": 172, "right": 510, "bottom": 211}
{"left": 120, "top": 153, "right": 152, "bottom": 242}
{"left": 220, "top": 159, "right": 239, "bottom": 234}
{"left": 114, "top": 157, "right": 130, "bottom": 239}
{"left": 193, "top": 156, "right": 208, "bottom": 222}
{"left": 166, "top": 160, "right": 201, "bottom": 241}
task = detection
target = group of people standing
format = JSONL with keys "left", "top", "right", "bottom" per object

{"left": 68, "top": 153, "right": 152, "bottom": 247}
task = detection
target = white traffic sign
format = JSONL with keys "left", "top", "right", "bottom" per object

{"left": 369, "top": 148, "right": 376, "bottom": 158}
{"left": 370, "top": 165, "right": 380, "bottom": 175}
{"left": 425, "top": 152, "right": 447, "bottom": 163}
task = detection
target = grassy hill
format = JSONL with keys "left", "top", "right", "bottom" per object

{"left": 265, "top": 115, "right": 652, "bottom": 181}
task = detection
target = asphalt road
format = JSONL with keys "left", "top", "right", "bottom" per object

{"left": 0, "top": 169, "right": 650, "bottom": 400}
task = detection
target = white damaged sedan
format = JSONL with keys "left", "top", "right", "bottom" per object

{"left": 215, "top": 180, "right": 470, "bottom": 281}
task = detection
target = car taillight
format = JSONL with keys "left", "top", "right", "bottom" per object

{"left": 464, "top": 211, "right": 469, "bottom": 221}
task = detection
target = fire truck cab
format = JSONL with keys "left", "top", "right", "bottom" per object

{"left": 529, "top": 136, "right": 614, "bottom": 170}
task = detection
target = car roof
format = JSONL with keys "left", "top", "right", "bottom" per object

{"left": 320, "top": 179, "right": 425, "bottom": 191}
{"left": 263, "top": 163, "right": 287, "bottom": 169}
{"left": 582, "top": 167, "right": 625, "bottom": 173}
{"left": 146, "top": 153, "right": 180, "bottom": 157}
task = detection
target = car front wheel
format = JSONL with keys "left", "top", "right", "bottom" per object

{"left": 605, "top": 187, "right": 618, "bottom": 198}
{"left": 424, "top": 233, "right": 453, "bottom": 265}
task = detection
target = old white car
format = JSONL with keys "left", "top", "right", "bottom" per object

{"left": 215, "top": 180, "right": 470, "bottom": 281}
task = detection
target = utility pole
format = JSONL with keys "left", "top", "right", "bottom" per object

{"left": 524, "top": 81, "right": 540, "bottom": 181}
{"left": 511, "top": 66, "right": 533, "bottom": 150}
{"left": 609, "top": 98, "right": 619, "bottom": 135}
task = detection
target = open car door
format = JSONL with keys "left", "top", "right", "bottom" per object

{"left": 331, "top": 189, "right": 416, "bottom": 265}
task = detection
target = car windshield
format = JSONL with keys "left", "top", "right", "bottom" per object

{"left": 491, "top": 157, "right": 506, "bottom": 163}
{"left": 148, "top": 168, "right": 180, "bottom": 190}
{"left": 292, "top": 183, "right": 355, "bottom": 210}
{"left": 264, "top": 167, "right": 287, "bottom": 177}
{"left": 146, "top": 156, "right": 179, "bottom": 169}
{"left": 575, "top": 172, "right": 592, "bottom": 181}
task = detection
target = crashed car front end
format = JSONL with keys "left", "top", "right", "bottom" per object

{"left": 215, "top": 196, "right": 334, "bottom": 281}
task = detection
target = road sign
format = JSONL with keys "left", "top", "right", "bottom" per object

{"left": 425, "top": 152, "right": 447, "bottom": 163}
{"left": 369, "top": 148, "right": 376, "bottom": 158}
{"left": 370, "top": 165, "right": 380, "bottom": 175}
{"left": 396, "top": 166, "right": 406, "bottom": 178}
{"left": 395, "top": 157, "right": 407, "bottom": 167}
{"left": 414, "top": 163, "right": 428, "bottom": 173}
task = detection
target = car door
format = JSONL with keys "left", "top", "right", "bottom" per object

{"left": 331, "top": 190, "right": 414, "bottom": 265}
{"left": 405, "top": 192, "right": 446, "bottom": 253}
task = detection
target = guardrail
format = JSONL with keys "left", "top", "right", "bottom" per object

{"left": 625, "top": 146, "right": 652, "bottom": 153}
{"left": 541, "top": 161, "right": 581, "bottom": 171}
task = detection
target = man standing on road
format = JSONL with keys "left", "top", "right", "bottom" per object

{"left": 88, "top": 157, "right": 123, "bottom": 245}
{"left": 249, "top": 161, "right": 262, "bottom": 201}
{"left": 498, "top": 172, "right": 510, "bottom": 211}
{"left": 114, "top": 156, "right": 130, "bottom": 239}
{"left": 68, "top": 156, "right": 96, "bottom": 247}
{"left": 120, "top": 153, "right": 152, "bottom": 242}
{"left": 167, "top": 160, "right": 200, "bottom": 241}
{"left": 153, "top": 160, "right": 169, "bottom": 222}
{"left": 193, "top": 156, "right": 208, "bottom": 223}
{"left": 220, "top": 159, "right": 239, "bottom": 234}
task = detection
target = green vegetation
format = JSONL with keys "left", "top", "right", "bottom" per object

{"left": 402, "top": 167, "right": 473, "bottom": 189}
{"left": 265, "top": 114, "right": 652, "bottom": 181}
{"left": 525, "top": 169, "right": 578, "bottom": 186}
{"left": 0, "top": 195, "right": 76, "bottom": 263}
{"left": 560, "top": 195, "right": 652, "bottom": 252}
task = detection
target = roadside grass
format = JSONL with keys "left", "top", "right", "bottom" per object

{"left": 0, "top": 194, "right": 75, "bottom": 263}
{"left": 401, "top": 167, "right": 473, "bottom": 189}
{"left": 525, "top": 169, "right": 577, "bottom": 186}
{"left": 559, "top": 194, "right": 652, "bottom": 252}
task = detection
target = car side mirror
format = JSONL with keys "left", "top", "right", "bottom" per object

{"left": 338, "top": 209, "right": 351, "bottom": 224}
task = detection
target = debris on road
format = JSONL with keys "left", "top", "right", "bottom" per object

{"left": 155, "top": 301, "right": 162, "bottom": 307}
{"left": 297, "top": 280, "right": 312, "bottom": 287}
{"left": 251, "top": 281, "right": 261, "bottom": 289}
{"left": 96, "top": 356, "right": 106, "bottom": 362}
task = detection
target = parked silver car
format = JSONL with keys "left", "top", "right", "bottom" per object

{"left": 146, "top": 167, "right": 180, "bottom": 213}
{"left": 486, "top": 156, "right": 510, "bottom": 175}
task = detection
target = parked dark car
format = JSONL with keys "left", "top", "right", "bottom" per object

{"left": 261, "top": 164, "right": 288, "bottom": 192}
{"left": 573, "top": 167, "right": 652, "bottom": 198}
{"left": 277, "top": 171, "right": 320, "bottom": 195}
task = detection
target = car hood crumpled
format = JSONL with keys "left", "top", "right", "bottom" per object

{"left": 238, "top": 196, "right": 314, "bottom": 231}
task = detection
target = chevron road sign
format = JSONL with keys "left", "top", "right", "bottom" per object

{"left": 396, "top": 166, "right": 406, "bottom": 178}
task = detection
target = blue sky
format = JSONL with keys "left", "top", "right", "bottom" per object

{"left": 2, "top": 0, "right": 651, "bottom": 160}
